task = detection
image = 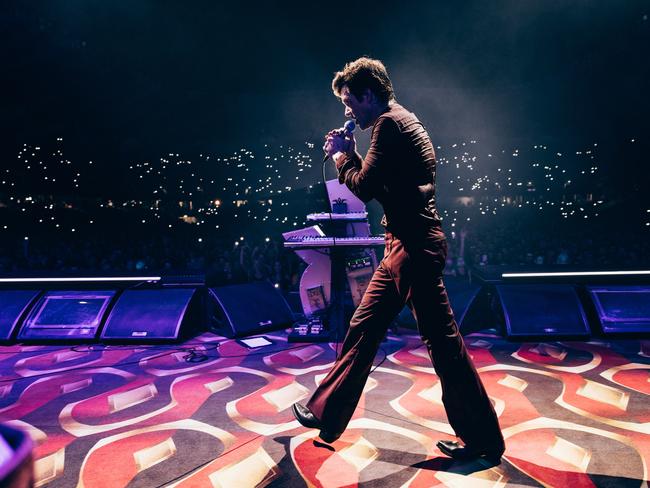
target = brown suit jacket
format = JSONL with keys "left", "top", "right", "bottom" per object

{"left": 336, "top": 102, "right": 444, "bottom": 243}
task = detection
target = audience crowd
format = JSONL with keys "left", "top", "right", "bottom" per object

{"left": 1, "top": 137, "right": 646, "bottom": 288}
{"left": 1, "top": 205, "right": 646, "bottom": 291}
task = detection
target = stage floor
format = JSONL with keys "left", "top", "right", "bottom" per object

{"left": 0, "top": 331, "right": 648, "bottom": 487}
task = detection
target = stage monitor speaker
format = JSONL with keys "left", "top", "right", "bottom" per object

{"left": 0, "top": 291, "right": 41, "bottom": 343}
{"left": 395, "top": 277, "right": 483, "bottom": 335}
{"left": 209, "top": 282, "right": 294, "bottom": 338}
{"left": 18, "top": 290, "right": 116, "bottom": 341}
{"left": 101, "top": 288, "right": 198, "bottom": 342}
{"left": 496, "top": 284, "right": 591, "bottom": 338}
{"left": 587, "top": 286, "right": 650, "bottom": 334}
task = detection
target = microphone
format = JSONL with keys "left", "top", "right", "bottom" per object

{"left": 343, "top": 119, "right": 356, "bottom": 134}
{"left": 322, "top": 120, "right": 356, "bottom": 162}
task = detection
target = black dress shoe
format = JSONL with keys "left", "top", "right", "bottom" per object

{"left": 436, "top": 439, "right": 504, "bottom": 464}
{"left": 292, "top": 403, "right": 341, "bottom": 444}
{"left": 292, "top": 403, "right": 320, "bottom": 429}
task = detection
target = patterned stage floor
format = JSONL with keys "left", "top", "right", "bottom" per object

{"left": 0, "top": 331, "right": 648, "bottom": 487}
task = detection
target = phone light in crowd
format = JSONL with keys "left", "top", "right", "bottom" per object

{"left": 198, "top": 238, "right": 202, "bottom": 243}
{"left": 502, "top": 270, "right": 650, "bottom": 278}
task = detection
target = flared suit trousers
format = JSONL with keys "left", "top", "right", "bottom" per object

{"left": 306, "top": 231, "right": 504, "bottom": 449}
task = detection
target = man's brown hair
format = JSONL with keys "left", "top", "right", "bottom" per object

{"left": 332, "top": 57, "right": 395, "bottom": 104}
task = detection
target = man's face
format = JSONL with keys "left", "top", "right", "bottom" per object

{"left": 340, "top": 85, "right": 373, "bottom": 130}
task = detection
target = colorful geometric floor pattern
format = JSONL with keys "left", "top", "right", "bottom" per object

{"left": 0, "top": 331, "right": 649, "bottom": 487}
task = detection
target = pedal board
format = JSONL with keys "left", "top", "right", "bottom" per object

{"left": 288, "top": 316, "right": 332, "bottom": 342}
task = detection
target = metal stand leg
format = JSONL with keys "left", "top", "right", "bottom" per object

{"left": 329, "top": 248, "right": 347, "bottom": 340}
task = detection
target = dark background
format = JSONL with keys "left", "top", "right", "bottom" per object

{"left": 3, "top": 1, "right": 648, "bottom": 181}
{"left": 1, "top": 1, "right": 649, "bottom": 276}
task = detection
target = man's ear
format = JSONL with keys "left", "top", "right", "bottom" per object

{"left": 362, "top": 88, "right": 374, "bottom": 104}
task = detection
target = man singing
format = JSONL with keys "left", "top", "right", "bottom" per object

{"left": 292, "top": 57, "right": 505, "bottom": 463}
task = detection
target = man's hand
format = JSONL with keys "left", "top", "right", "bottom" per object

{"left": 323, "top": 128, "right": 356, "bottom": 159}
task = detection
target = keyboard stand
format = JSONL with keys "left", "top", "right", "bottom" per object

{"left": 286, "top": 245, "right": 354, "bottom": 343}
{"left": 329, "top": 247, "right": 347, "bottom": 341}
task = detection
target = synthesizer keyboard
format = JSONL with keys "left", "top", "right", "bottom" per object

{"left": 307, "top": 212, "right": 368, "bottom": 222}
{"left": 284, "top": 235, "right": 385, "bottom": 248}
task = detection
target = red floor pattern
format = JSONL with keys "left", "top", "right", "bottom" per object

{"left": 0, "top": 332, "right": 649, "bottom": 487}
